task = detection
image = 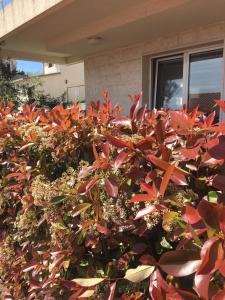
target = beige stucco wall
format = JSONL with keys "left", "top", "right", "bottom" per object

{"left": 85, "top": 20, "right": 225, "bottom": 113}
{"left": 40, "top": 62, "right": 84, "bottom": 100}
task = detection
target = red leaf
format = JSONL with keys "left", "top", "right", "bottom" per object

{"left": 105, "top": 134, "right": 134, "bottom": 149}
{"left": 19, "top": 143, "right": 35, "bottom": 152}
{"left": 68, "top": 289, "right": 84, "bottom": 300}
{"left": 101, "top": 142, "right": 110, "bottom": 158}
{"left": 198, "top": 238, "right": 224, "bottom": 275}
{"left": 212, "top": 175, "right": 225, "bottom": 191}
{"left": 208, "top": 136, "right": 225, "bottom": 160}
{"left": 105, "top": 177, "right": 118, "bottom": 198}
{"left": 215, "top": 99, "right": 225, "bottom": 113}
{"left": 180, "top": 145, "right": 200, "bottom": 160}
{"left": 159, "top": 163, "right": 175, "bottom": 196}
{"left": 171, "top": 173, "right": 188, "bottom": 185}
{"left": 78, "top": 177, "right": 99, "bottom": 195}
{"left": 96, "top": 223, "right": 111, "bottom": 236}
{"left": 129, "top": 183, "right": 158, "bottom": 204}
{"left": 208, "top": 124, "right": 225, "bottom": 134}
{"left": 170, "top": 110, "right": 190, "bottom": 130}
{"left": 136, "top": 106, "right": 146, "bottom": 123}
{"left": 159, "top": 250, "right": 201, "bottom": 277}
{"left": 218, "top": 204, "right": 225, "bottom": 234}
{"left": 107, "top": 282, "right": 116, "bottom": 300}
{"left": 6, "top": 172, "right": 23, "bottom": 179}
{"left": 172, "top": 289, "right": 199, "bottom": 300}
{"left": 219, "top": 260, "right": 225, "bottom": 276}
{"left": 140, "top": 182, "right": 158, "bottom": 197}
{"left": 92, "top": 142, "right": 99, "bottom": 160}
{"left": 147, "top": 155, "right": 188, "bottom": 176}
{"left": 139, "top": 255, "right": 157, "bottom": 266}
{"left": 212, "top": 289, "right": 225, "bottom": 300}
{"left": 130, "top": 243, "right": 147, "bottom": 255}
{"left": 111, "top": 116, "right": 131, "bottom": 127}
{"left": 161, "top": 145, "right": 171, "bottom": 162}
{"left": 182, "top": 205, "right": 202, "bottom": 224}
{"left": 198, "top": 200, "right": 220, "bottom": 229}
{"left": 129, "top": 93, "right": 141, "bottom": 120}
{"left": 194, "top": 273, "right": 210, "bottom": 300}
{"left": 78, "top": 166, "right": 95, "bottom": 179}
{"left": 22, "top": 263, "right": 38, "bottom": 273}
{"left": 128, "top": 194, "right": 154, "bottom": 203}
{"left": 114, "top": 150, "right": 130, "bottom": 170}
{"left": 206, "top": 111, "right": 216, "bottom": 127}
{"left": 155, "top": 119, "right": 165, "bottom": 144}
{"left": 135, "top": 139, "right": 153, "bottom": 151}
{"left": 129, "top": 93, "right": 141, "bottom": 104}
{"left": 134, "top": 204, "right": 165, "bottom": 220}
{"left": 149, "top": 269, "right": 171, "bottom": 300}
{"left": 60, "top": 119, "right": 71, "bottom": 130}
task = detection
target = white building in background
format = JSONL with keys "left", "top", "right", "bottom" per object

{"left": 39, "top": 62, "right": 85, "bottom": 102}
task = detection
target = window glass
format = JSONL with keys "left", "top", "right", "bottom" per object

{"left": 188, "top": 49, "right": 223, "bottom": 119}
{"left": 155, "top": 57, "right": 183, "bottom": 110}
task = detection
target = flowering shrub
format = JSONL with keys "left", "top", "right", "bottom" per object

{"left": 0, "top": 93, "right": 225, "bottom": 300}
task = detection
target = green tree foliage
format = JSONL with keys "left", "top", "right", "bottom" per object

{"left": 0, "top": 59, "right": 18, "bottom": 102}
{"left": 0, "top": 59, "right": 66, "bottom": 108}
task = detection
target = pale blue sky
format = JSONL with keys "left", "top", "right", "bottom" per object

{"left": 16, "top": 60, "right": 43, "bottom": 75}
{"left": 0, "top": 0, "right": 12, "bottom": 9}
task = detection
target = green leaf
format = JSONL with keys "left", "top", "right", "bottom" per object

{"left": 51, "top": 195, "right": 66, "bottom": 205}
{"left": 72, "top": 203, "right": 92, "bottom": 217}
{"left": 208, "top": 191, "right": 218, "bottom": 203}
{"left": 160, "top": 237, "right": 173, "bottom": 249}
{"left": 79, "top": 259, "right": 89, "bottom": 267}
{"left": 127, "top": 179, "right": 132, "bottom": 186}
{"left": 124, "top": 265, "right": 155, "bottom": 283}
{"left": 51, "top": 222, "right": 67, "bottom": 230}
{"left": 72, "top": 278, "right": 104, "bottom": 287}
{"left": 63, "top": 260, "right": 70, "bottom": 271}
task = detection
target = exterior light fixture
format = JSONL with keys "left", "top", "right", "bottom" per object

{"left": 87, "top": 36, "right": 103, "bottom": 45}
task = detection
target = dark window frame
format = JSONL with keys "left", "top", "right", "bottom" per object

{"left": 151, "top": 45, "right": 224, "bottom": 119}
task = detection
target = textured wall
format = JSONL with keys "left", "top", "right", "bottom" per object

{"left": 85, "top": 45, "right": 143, "bottom": 113}
{"left": 84, "top": 20, "right": 225, "bottom": 113}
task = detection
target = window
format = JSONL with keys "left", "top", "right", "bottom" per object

{"left": 155, "top": 56, "right": 183, "bottom": 110}
{"left": 153, "top": 48, "right": 223, "bottom": 120}
{"left": 48, "top": 63, "right": 53, "bottom": 68}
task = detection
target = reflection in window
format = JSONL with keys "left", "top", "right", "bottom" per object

{"left": 188, "top": 49, "right": 223, "bottom": 119}
{"left": 155, "top": 58, "right": 183, "bottom": 110}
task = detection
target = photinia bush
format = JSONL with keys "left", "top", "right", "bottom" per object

{"left": 0, "top": 94, "right": 225, "bottom": 299}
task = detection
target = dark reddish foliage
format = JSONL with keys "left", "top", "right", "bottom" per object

{"left": 0, "top": 95, "right": 225, "bottom": 299}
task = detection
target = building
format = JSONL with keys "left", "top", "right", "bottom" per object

{"left": 0, "top": 0, "right": 225, "bottom": 118}
{"left": 40, "top": 62, "right": 85, "bottom": 101}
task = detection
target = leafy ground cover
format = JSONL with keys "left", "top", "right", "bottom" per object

{"left": 0, "top": 94, "right": 225, "bottom": 299}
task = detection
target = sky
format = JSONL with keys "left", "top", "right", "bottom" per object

{"left": 0, "top": 0, "right": 12, "bottom": 9}
{"left": 16, "top": 60, "right": 43, "bottom": 75}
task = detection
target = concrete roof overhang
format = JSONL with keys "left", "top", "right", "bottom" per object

{"left": 1, "top": 0, "right": 225, "bottom": 63}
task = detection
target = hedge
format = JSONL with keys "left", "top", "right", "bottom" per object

{"left": 0, "top": 93, "right": 225, "bottom": 299}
